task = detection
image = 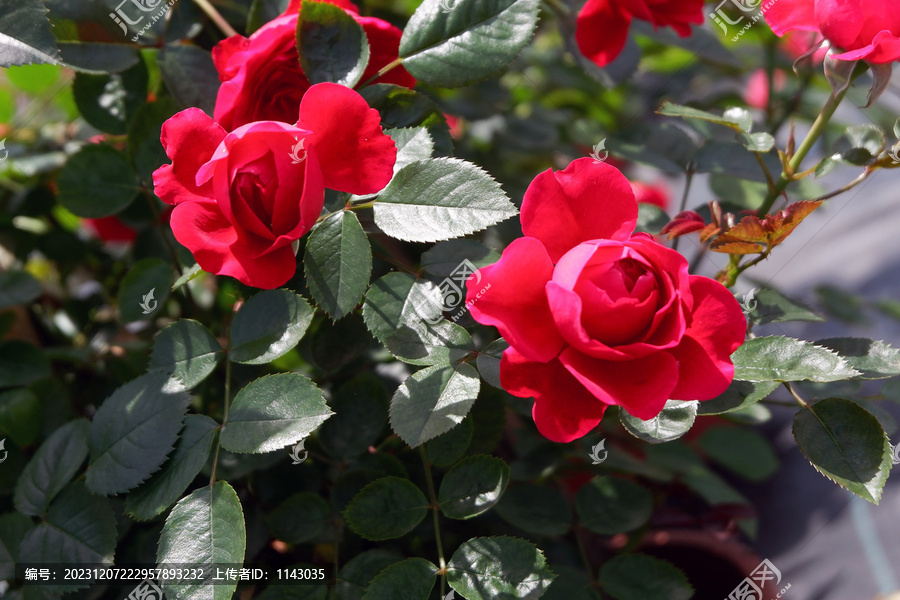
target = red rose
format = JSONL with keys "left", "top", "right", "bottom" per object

{"left": 576, "top": 0, "right": 705, "bottom": 67}
{"left": 152, "top": 83, "right": 396, "bottom": 289}
{"left": 467, "top": 158, "right": 746, "bottom": 443}
{"left": 213, "top": 0, "right": 415, "bottom": 130}
{"left": 631, "top": 180, "right": 670, "bottom": 210}
{"left": 83, "top": 216, "right": 137, "bottom": 244}
{"left": 763, "top": 0, "right": 900, "bottom": 64}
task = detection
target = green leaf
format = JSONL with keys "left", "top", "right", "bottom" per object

{"left": 220, "top": 373, "right": 332, "bottom": 454}
{"left": 172, "top": 262, "right": 203, "bottom": 291}
{"left": 18, "top": 483, "right": 116, "bottom": 593}
{"left": 399, "top": 0, "right": 540, "bottom": 87}
{"left": 542, "top": 566, "right": 601, "bottom": 600}
{"left": 386, "top": 320, "right": 476, "bottom": 366}
{"left": 620, "top": 400, "right": 698, "bottom": 444}
{"left": 836, "top": 124, "right": 886, "bottom": 166}
{"left": 574, "top": 477, "right": 653, "bottom": 535}
{"left": 0, "top": 0, "right": 61, "bottom": 67}
{"left": 0, "top": 388, "right": 41, "bottom": 446}
{"left": 247, "top": 0, "right": 290, "bottom": 33}
{"left": 732, "top": 336, "right": 861, "bottom": 383}
{"left": 0, "top": 512, "right": 32, "bottom": 579}
{"left": 296, "top": 0, "right": 370, "bottom": 88}
{"left": 390, "top": 363, "right": 480, "bottom": 447}
{"left": 0, "top": 271, "right": 41, "bottom": 309}
{"left": 351, "top": 127, "right": 438, "bottom": 202}
{"left": 158, "top": 44, "right": 220, "bottom": 116}
{"left": 14, "top": 419, "right": 89, "bottom": 517}
{"left": 124, "top": 414, "right": 219, "bottom": 521}
{"left": 815, "top": 156, "right": 836, "bottom": 178}
{"left": 495, "top": 484, "right": 572, "bottom": 536}
{"left": 149, "top": 319, "right": 223, "bottom": 392}
{"left": 438, "top": 454, "right": 510, "bottom": 520}
{"left": 447, "top": 536, "right": 555, "bottom": 600}
{"left": 0, "top": 340, "right": 50, "bottom": 387}
{"left": 598, "top": 554, "right": 693, "bottom": 600}
{"left": 694, "top": 141, "right": 781, "bottom": 183}
{"left": 359, "top": 84, "right": 452, "bottom": 157}
{"left": 738, "top": 131, "right": 776, "bottom": 153}
{"left": 319, "top": 374, "right": 388, "bottom": 461}
{"left": 361, "top": 558, "right": 438, "bottom": 600}
{"left": 265, "top": 492, "right": 331, "bottom": 544}
{"left": 117, "top": 258, "right": 173, "bottom": 323}
{"left": 85, "top": 371, "right": 191, "bottom": 495}
{"left": 421, "top": 239, "right": 500, "bottom": 280}
{"left": 374, "top": 158, "right": 517, "bottom": 243}
{"left": 229, "top": 289, "right": 314, "bottom": 364}
{"left": 128, "top": 96, "right": 179, "bottom": 180}
{"left": 72, "top": 58, "right": 148, "bottom": 135}
{"left": 698, "top": 427, "right": 779, "bottom": 482}
{"left": 157, "top": 481, "right": 246, "bottom": 600}
{"left": 816, "top": 338, "right": 900, "bottom": 380}
{"left": 343, "top": 476, "right": 428, "bottom": 540}
{"left": 426, "top": 418, "right": 473, "bottom": 467}
{"left": 634, "top": 203, "right": 670, "bottom": 235}
{"left": 657, "top": 101, "right": 752, "bottom": 132}
{"left": 476, "top": 338, "right": 508, "bottom": 389}
{"left": 57, "top": 144, "right": 140, "bottom": 218}
{"left": 793, "top": 397, "right": 890, "bottom": 503}
{"left": 336, "top": 550, "right": 404, "bottom": 600}
{"left": 57, "top": 42, "right": 141, "bottom": 74}
{"left": 304, "top": 211, "right": 372, "bottom": 320}
{"left": 747, "top": 287, "right": 824, "bottom": 325}
{"left": 697, "top": 380, "right": 779, "bottom": 416}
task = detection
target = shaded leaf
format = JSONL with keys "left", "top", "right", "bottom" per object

{"left": 495, "top": 484, "right": 572, "bottom": 536}
{"left": 438, "top": 454, "right": 510, "bottom": 520}
{"left": 447, "top": 536, "right": 555, "bottom": 600}
{"left": 14, "top": 419, "right": 89, "bottom": 516}
{"left": 57, "top": 144, "right": 140, "bottom": 218}
{"left": 149, "top": 319, "right": 223, "bottom": 391}
{"left": 266, "top": 493, "right": 331, "bottom": 544}
{"left": 698, "top": 427, "right": 779, "bottom": 481}
{"left": 361, "top": 558, "right": 437, "bottom": 600}
{"left": 229, "top": 290, "right": 314, "bottom": 364}
{"left": 344, "top": 476, "right": 428, "bottom": 541}
{"left": 296, "top": 0, "right": 370, "bottom": 88}
{"left": 598, "top": 554, "right": 693, "bottom": 600}
{"left": 575, "top": 477, "right": 652, "bottom": 535}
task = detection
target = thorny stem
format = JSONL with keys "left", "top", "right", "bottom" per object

{"left": 192, "top": 0, "right": 239, "bottom": 38}
{"left": 420, "top": 447, "right": 447, "bottom": 595}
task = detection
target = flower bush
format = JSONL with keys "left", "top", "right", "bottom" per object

{"left": 2, "top": 0, "right": 900, "bottom": 599}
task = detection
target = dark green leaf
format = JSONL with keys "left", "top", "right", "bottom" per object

{"left": 542, "top": 566, "right": 601, "bottom": 600}
{"left": 598, "top": 554, "right": 693, "bottom": 600}
{"left": 476, "top": 338, "right": 508, "bottom": 389}
{"left": 426, "top": 418, "right": 473, "bottom": 467}
{"left": 247, "top": 0, "right": 290, "bottom": 34}
{"left": 390, "top": 363, "right": 480, "bottom": 447}
{"left": 0, "top": 512, "right": 32, "bottom": 579}
{"left": 57, "top": 144, "right": 140, "bottom": 218}
{"left": 266, "top": 492, "right": 331, "bottom": 544}
{"left": 421, "top": 240, "right": 500, "bottom": 280}
{"left": 634, "top": 203, "right": 670, "bottom": 235}
{"left": 296, "top": 0, "right": 370, "bottom": 87}
{"left": 361, "top": 558, "right": 438, "bottom": 600}
{"left": 438, "top": 454, "right": 509, "bottom": 520}
{"left": 816, "top": 338, "right": 900, "bottom": 379}
{"left": 699, "top": 427, "right": 779, "bottom": 481}
{"left": 72, "top": 58, "right": 147, "bottom": 135}
{"left": 149, "top": 319, "right": 223, "bottom": 392}
{"left": 359, "top": 84, "right": 452, "bottom": 157}
{"left": 117, "top": 258, "right": 173, "bottom": 323}
{"left": 575, "top": 477, "right": 652, "bottom": 535}
{"left": 229, "top": 289, "right": 314, "bottom": 364}
{"left": 620, "top": 400, "right": 698, "bottom": 444}
{"left": 0, "top": 388, "right": 40, "bottom": 446}
{"left": 86, "top": 371, "right": 191, "bottom": 495}
{"left": 693, "top": 141, "right": 781, "bottom": 183}
{"left": 158, "top": 44, "right": 220, "bottom": 116}
{"left": 124, "top": 414, "right": 219, "bottom": 520}
{"left": 157, "top": 481, "right": 246, "bottom": 600}
{"left": 304, "top": 211, "right": 372, "bottom": 320}
{"left": 57, "top": 42, "right": 141, "bottom": 74}
{"left": 319, "top": 374, "right": 388, "bottom": 461}
{"left": 0, "top": 341, "right": 50, "bottom": 387}
{"left": 399, "top": 0, "right": 540, "bottom": 87}
{"left": 732, "top": 336, "right": 861, "bottom": 382}
{"left": 747, "top": 287, "right": 824, "bottom": 325}
{"left": 447, "top": 536, "right": 555, "bottom": 600}
{"left": 0, "top": 0, "right": 60, "bottom": 67}
{"left": 220, "top": 373, "right": 332, "bottom": 454}
{"left": 14, "top": 419, "right": 89, "bottom": 516}
{"left": 343, "top": 476, "right": 428, "bottom": 540}
{"left": 836, "top": 124, "right": 886, "bottom": 166}
{"left": 336, "top": 550, "right": 404, "bottom": 600}
{"left": 374, "top": 158, "right": 517, "bottom": 243}
{"left": 793, "top": 397, "right": 890, "bottom": 503}
{"left": 128, "top": 96, "right": 179, "bottom": 180}
{"left": 0, "top": 271, "right": 41, "bottom": 309}
{"left": 697, "top": 380, "right": 779, "bottom": 416}
{"left": 657, "top": 101, "right": 752, "bottom": 132}
{"left": 495, "top": 484, "right": 572, "bottom": 536}
{"left": 386, "top": 320, "right": 476, "bottom": 366}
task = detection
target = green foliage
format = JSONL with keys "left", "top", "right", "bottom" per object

{"left": 598, "top": 554, "right": 693, "bottom": 600}
{"left": 14, "top": 419, "right": 89, "bottom": 516}
{"left": 620, "top": 400, "right": 698, "bottom": 444}
{"left": 296, "top": 0, "right": 370, "bottom": 88}
{"left": 344, "top": 476, "right": 428, "bottom": 540}
{"left": 438, "top": 454, "right": 510, "bottom": 519}
{"left": 733, "top": 336, "right": 861, "bottom": 383}
{"left": 57, "top": 144, "right": 140, "bottom": 218}
{"left": 575, "top": 477, "right": 653, "bottom": 535}
{"left": 361, "top": 558, "right": 438, "bottom": 600}
{"left": 229, "top": 290, "right": 314, "bottom": 364}
{"left": 447, "top": 536, "right": 556, "bottom": 600}
{"left": 0, "top": 271, "right": 41, "bottom": 309}
{"left": 149, "top": 319, "right": 223, "bottom": 391}
{"left": 117, "top": 258, "right": 173, "bottom": 323}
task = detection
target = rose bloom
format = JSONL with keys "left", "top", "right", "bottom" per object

{"left": 152, "top": 83, "right": 396, "bottom": 289}
{"left": 763, "top": 0, "right": 900, "bottom": 63}
{"left": 467, "top": 158, "right": 746, "bottom": 443}
{"left": 212, "top": 0, "right": 415, "bottom": 130}
{"left": 576, "top": 0, "right": 705, "bottom": 67}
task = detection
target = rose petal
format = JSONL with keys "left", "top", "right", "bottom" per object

{"left": 576, "top": 0, "right": 633, "bottom": 67}
{"left": 830, "top": 30, "right": 900, "bottom": 63}
{"left": 762, "top": 0, "right": 819, "bottom": 36}
{"left": 153, "top": 108, "right": 226, "bottom": 205}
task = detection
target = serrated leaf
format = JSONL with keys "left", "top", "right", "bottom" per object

{"left": 698, "top": 427, "right": 779, "bottom": 482}
{"left": 343, "top": 476, "right": 428, "bottom": 541}
{"left": 425, "top": 418, "right": 473, "bottom": 468}
{"left": 149, "top": 319, "right": 223, "bottom": 392}
{"left": 447, "top": 536, "right": 555, "bottom": 600}
{"left": 118, "top": 258, "right": 173, "bottom": 323}
{"left": 476, "top": 338, "right": 508, "bottom": 389}
{"left": 296, "top": 0, "right": 370, "bottom": 88}
{"left": 836, "top": 124, "right": 886, "bottom": 166}
{"left": 14, "top": 419, "right": 89, "bottom": 517}
{"left": 335, "top": 549, "right": 404, "bottom": 600}
{"left": 542, "top": 566, "right": 602, "bottom": 600}
{"left": 86, "top": 371, "right": 191, "bottom": 495}
{"left": 386, "top": 320, "right": 476, "bottom": 366}
{"left": 229, "top": 289, "right": 314, "bottom": 364}
{"left": 575, "top": 477, "right": 653, "bottom": 535}
{"left": 438, "top": 454, "right": 510, "bottom": 520}
{"left": 495, "top": 484, "right": 572, "bottom": 536}
{"left": 304, "top": 211, "right": 372, "bottom": 320}
{"left": 598, "top": 554, "right": 693, "bottom": 600}
{"left": 697, "top": 380, "right": 779, "bottom": 416}
{"left": 359, "top": 84, "right": 453, "bottom": 157}
{"left": 793, "top": 398, "right": 890, "bottom": 503}
{"left": 747, "top": 287, "right": 825, "bottom": 325}
{"left": 0, "top": 271, "right": 41, "bottom": 309}
{"left": 0, "top": 0, "right": 61, "bottom": 67}
{"left": 265, "top": 492, "right": 331, "bottom": 544}
{"left": 732, "top": 336, "right": 861, "bottom": 382}
{"left": 657, "top": 101, "right": 751, "bottom": 132}
{"left": 124, "top": 414, "right": 219, "bottom": 521}
{"left": 72, "top": 59, "right": 148, "bottom": 135}
{"left": 421, "top": 239, "right": 500, "bottom": 279}
{"left": 390, "top": 363, "right": 480, "bottom": 447}
{"left": 57, "top": 144, "right": 140, "bottom": 218}
{"left": 0, "top": 340, "right": 49, "bottom": 387}
{"left": 158, "top": 45, "right": 220, "bottom": 116}
{"left": 620, "top": 400, "right": 698, "bottom": 444}
{"left": 350, "top": 127, "right": 438, "bottom": 201}
{"left": 157, "top": 481, "right": 246, "bottom": 600}
{"left": 220, "top": 373, "right": 332, "bottom": 454}
{"left": 399, "top": 0, "right": 540, "bottom": 87}
{"left": 374, "top": 158, "right": 517, "bottom": 243}
{"left": 710, "top": 200, "right": 822, "bottom": 254}
{"left": 816, "top": 338, "right": 900, "bottom": 380}
{"left": 361, "top": 558, "right": 438, "bottom": 600}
